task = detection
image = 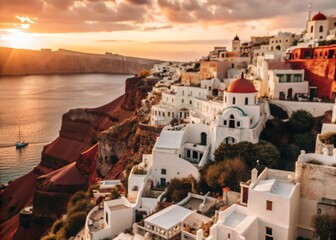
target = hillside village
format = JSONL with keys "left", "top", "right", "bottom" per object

{"left": 29, "top": 9, "right": 336, "bottom": 240}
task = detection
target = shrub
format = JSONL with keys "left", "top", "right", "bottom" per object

{"left": 312, "top": 213, "right": 336, "bottom": 240}
{"left": 319, "top": 132, "right": 336, "bottom": 146}
{"left": 64, "top": 211, "right": 87, "bottom": 237}
{"left": 165, "top": 177, "right": 193, "bottom": 203}
{"left": 293, "top": 132, "right": 315, "bottom": 153}
{"left": 204, "top": 158, "right": 249, "bottom": 192}
{"left": 51, "top": 219, "right": 64, "bottom": 234}
{"left": 41, "top": 234, "right": 56, "bottom": 240}
{"left": 67, "top": 199, "right": 94, "bottom": 217}
{"left": 68, "top": 191, "right": 88, "bottom": 209}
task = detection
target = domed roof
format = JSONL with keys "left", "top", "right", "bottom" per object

{"left": 227, "top": 76, "right": 256, "bottom": 93}
{"left": 312, "top": 12, "right": 327, "bottom": 21}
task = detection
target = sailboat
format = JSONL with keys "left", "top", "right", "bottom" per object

{"left": 16, "top": 129, "right": 28, "bottom": 149}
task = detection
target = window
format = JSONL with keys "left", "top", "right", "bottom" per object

{"left": 266, "top": 200, "right": 273, "bottom": 211}
{"left": 192, "top": 151, "right": 198, "bottom": 159}
{"left": 225, "top": 96, "right": 227, "bottom": 103}
{"left": 182, "top": 99, "right": 184, "bottom": 103}
{"left": 190, "top": 100, "right": 192, "bottom": 105}
{"left": 182, "top": 90, "right": 184, "bottom": 96}
{"left": 237, "top": 121, "right": 240, "bottom": 127}
{"left": 168, "top": 112, "right": 170, "bottom": 117}
{"left": 161, "top": 169, "right": 166, "bottom": 175}
{"left": 311, "top": 25, "right": 313, "bottom": 33}
{"left": 106, "top": 212, "right": 109, "bottom": 224}
{"left": 233, "top": 97, "right": 236, "bottom": 104}
{"left": 265, "top": 227, "right": 273, "bottom": 240}
{"left": 319, "top": 25, "right": 323, "bottom": 32}
{"left": 245, "top": 97, "right": 248, "bottom": 105}
{"left": 172, "top": 112, "right": 174, "bottom": 118}
{"left": 266, "top": 227, "right": 272, "bottom": 235}
{"left": 163, "top": 112, "right": 165, "bottom": 117}
{"left": 187, "top": 150, "right": 191, "bottom": 158}
{"left": 224, "top": 120, "right": 227, "bottom": 125}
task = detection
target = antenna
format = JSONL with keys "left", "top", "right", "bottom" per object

{"left": 308, "top": 2, "right": 312, "bottom": 21}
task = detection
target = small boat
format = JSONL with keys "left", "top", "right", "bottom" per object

{"left": 16, "top": 129, "right": 28, "bottom": 149}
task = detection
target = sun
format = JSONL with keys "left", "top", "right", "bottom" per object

{"left": 3, "top": 30, "right": 38, "bottom": 49}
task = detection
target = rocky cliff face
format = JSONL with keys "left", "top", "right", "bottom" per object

{"left": 0, "top": 75, "right": 160, "bottom": 240}
{"left": 0, "top": 47, "right": 161, "bottom": 76}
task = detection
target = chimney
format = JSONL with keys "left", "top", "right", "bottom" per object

{"left": 251, "top": 168, "right": 258, "bottom": 184}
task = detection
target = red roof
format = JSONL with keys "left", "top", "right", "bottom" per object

{"left": 312, "top": 12, "right": 327, "bottom": 21}
{"left": 227, "top": 77, "right": 256, "bottom": 93}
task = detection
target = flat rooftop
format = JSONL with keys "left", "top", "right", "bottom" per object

{"left": 253, "top": 179, "right": 295, "bottom": 198}
{"left": 182, "top": 197, "right": 203, "bottom": 211}
{"left": 184, "top": 212, "right": 212, "bottom": 228}
{"left": 155, "top": 130, "right": 184, "bottom": 149}
{"left": 145, "top": 205, "right": 192, "bottom": 230}
{"left": 222, "top": 211, "right": 247, "bottom": 229}
{"left": 109, "top": 204, "right": 129, "bottom": 211}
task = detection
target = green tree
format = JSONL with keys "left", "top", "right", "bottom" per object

{"left": 293, "top": 132, "right": 315, "bottom": 153}
{"left": 289, "top": 110, "right": 314, "bottom": 133}
{"left": 313, "top": 213, "right": 336, "bottom": 240}
{"left": 253, "top": 141, "right": 280, "bottom": 169}
{"left": 214, "top": 141, "right": 252, "bottom": 163}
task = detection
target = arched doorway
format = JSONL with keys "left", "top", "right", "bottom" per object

{"left": 224, "top": 137, "right": 235, "bottom": 144}
{"left": 287, "top": 88, "right": 293, "bottom": 99}
{"left": 229, "top": 114, "right": 235, "bottom": 128}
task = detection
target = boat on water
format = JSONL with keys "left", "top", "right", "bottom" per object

{"left": 16, "top": 129, "right": 28, "bottom": 149}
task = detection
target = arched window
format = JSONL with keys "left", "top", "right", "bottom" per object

{"left": 245, "top": 97, "right": 248, "bottom": 105}
{"left": 319, "top": 25, "right": 323, "bottom": 33}
{"left": 311, "top": 26, "right": 313, "bottom": 33}
{"left": 230, "top": 114, "right": 234, "bottom": 119}
{"left": 201, "top": 132, "right": 207, "bottom": 145}
{"left": 233, "top": 97, "right": 236, "bottom": 104}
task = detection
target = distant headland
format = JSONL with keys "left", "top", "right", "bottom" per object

{"left": 0, "top": 47, "right": 162, "bottom": 76}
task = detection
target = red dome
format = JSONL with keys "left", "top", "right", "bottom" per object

{"left": 312, "top": 12, "right": 327, "bottom": 21}
{"left": 227, "top": 77, "right": 256, "bottom": 93}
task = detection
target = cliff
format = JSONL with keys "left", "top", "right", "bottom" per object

{"left": 0, "top": 47, "right": 162, "bottom": 76}
{"left": 0, "top": 75, "right": 161, "bottom": 239}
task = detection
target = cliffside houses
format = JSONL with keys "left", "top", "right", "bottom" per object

{"left": 83, "top": 10, "right": 336, "bottom": 240}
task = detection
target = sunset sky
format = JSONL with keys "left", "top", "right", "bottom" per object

{"left": 0, "top": 0, "right": 335, "bottom": 61}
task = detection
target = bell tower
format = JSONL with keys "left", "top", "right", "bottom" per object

{"left": 232, "top": 34, "right": 241, "bottom": 53}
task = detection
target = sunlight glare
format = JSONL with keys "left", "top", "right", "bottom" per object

{"left": 3, "top": 30, "right": 37, "bottom": 49}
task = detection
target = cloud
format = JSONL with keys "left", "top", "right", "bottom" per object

{"left": 0, "top": 0, "right": 335, "bottom": 33}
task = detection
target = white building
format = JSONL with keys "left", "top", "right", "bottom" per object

{"left": 305, "top": 12, "right": 336, "bottom": 43}
{"left": 252, "top": 58, "right": 309, "bottom": 100}
{"left": 151, "top": 124, "right": 211, "bottom": 186}
{"left": 85, "top": 198, "right": 134, "bottom": 240}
